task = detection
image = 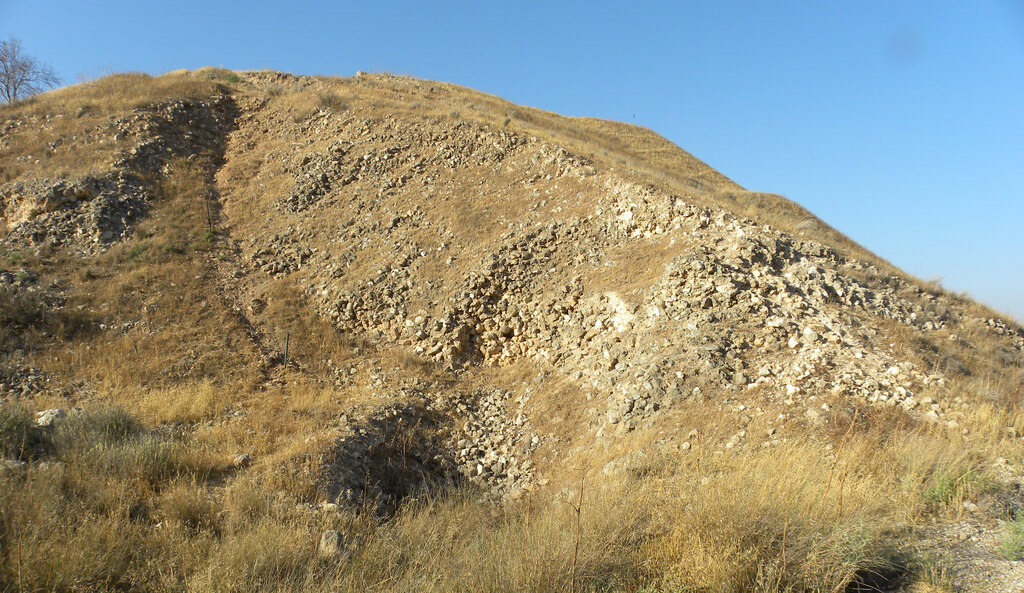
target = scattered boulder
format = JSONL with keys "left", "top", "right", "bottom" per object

{"left": 35, "top": 408, "right": 66, "bottom": 428}
{"left": 319, "top": 530, "right": 343, "bottom": 558}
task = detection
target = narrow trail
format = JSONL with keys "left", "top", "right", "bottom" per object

{"left": 903, "top": 519, "right": 1024, "bottom": 592}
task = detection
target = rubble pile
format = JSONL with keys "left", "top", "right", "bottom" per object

{"left": 1, "top": 95, "right": 235, "bottom": 255}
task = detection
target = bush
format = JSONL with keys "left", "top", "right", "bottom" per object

{"left": 53, "top": 407, "right": 209, "bottom": 489}
{"left": 0, "top": 286, "right": 45, "bottom": 328}
{"left": 0, "top": 405, "right": 47, "bottom": 460}
{"left": 318, "top": 90, "right": 348, "bottom": 113}
{"left": 0, "top": 284, "right": 92, "bottom": 354}
{"left": 159, "top": 481, "right": 218, "bottom": 534}
{"left": 54, "top": 407, "right": 140, "bottom": 447}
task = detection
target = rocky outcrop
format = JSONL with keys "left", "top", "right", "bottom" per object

{"left": 1, "top": 94, "right": 235, "bottom": 256}
{"left": 207, "top": 76, "right": 1022, "bottom": 505}
{"left": 1, "top": 172, "right": 150, "bottom": 254}
{"left": 5, "top": 71, "right": 1021, "bottom": 513}
{"left": 316, "top": 384, "right": 538, "bottom": 512}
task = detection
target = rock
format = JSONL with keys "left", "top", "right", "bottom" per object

{"left": 35, "top": 408, "right": 66, "bottom": 428}
{"left": 37, "top": 461, "right": 64, "bottom": 472}
{"left": 319, "top": 530, "right": 343, "bottom": 557}
{"left": 1, "top": 458, "right": 27, "bottom": 472}
{"left": 803, "top": 408, "right": 826, "bottom": 426}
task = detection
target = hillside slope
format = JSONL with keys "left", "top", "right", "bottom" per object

{"left": 1, "top": 69, "right": 1022, "bottom": 592}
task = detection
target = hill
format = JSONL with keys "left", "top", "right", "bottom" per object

{"left": 1, "top": 68, "right": 1022, "bottom": 592}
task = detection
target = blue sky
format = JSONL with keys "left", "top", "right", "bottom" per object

{"left": 3, "top": 1, "right": 1023, "bottom": 320}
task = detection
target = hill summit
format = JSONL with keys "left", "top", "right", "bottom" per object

{"left": 1, "top": 69, "right": 1022, "bottom": 592}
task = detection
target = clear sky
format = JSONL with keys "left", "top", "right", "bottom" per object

{"left": 3, "top": 1, "right": 1023, "bottom": 320}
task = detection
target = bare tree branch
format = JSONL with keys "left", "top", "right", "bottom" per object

{"left": 0, "top": 36, "right": 61, "bottom": 103}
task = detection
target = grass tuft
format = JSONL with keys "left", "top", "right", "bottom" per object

{"left": 0, "top": 405, "right": 47, "bottom": 460}
{"left": 998, "top": 516, "right": 1024, "bottom": 560}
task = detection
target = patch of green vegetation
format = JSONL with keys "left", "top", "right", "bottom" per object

{"left": 160, "top": 241, "right": 184, "bottom": 255}
{"left": 922, "top": 468, "right": 993, "bottom": 509}
{"left": 198, "top": 228, "right": 215, "bottom": 248}
{"left": 998, "top": 517, "right": 1024, "bottom": 560}
{"left": 125, "top": 243, "right": 150, "bottom": 263}
{"left": 223, "top": 72, "right": 241, "bottom": 84}
{"left": 2, "top": 248, "right": 25, "bottom": 266}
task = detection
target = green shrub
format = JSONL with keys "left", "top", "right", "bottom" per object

{"left": 922, "top": 468, "right": 992, "bottom": 509}
{"left": 998, "top": 517, "right": 1024, "bottom": 560}
{"left": 2, "top": 248, "right": 24, "bottom": 265}
{"left": 124, "top": 243, "right": 149, "bottom": 263}
{"left": 223, "top": 72, "right": 241, "bottom": 84}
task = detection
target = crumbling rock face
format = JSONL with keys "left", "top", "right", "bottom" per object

{"left": 299, "top": 189, "right": 965, "bottom": 428}
{"left": 317, "top": 400, "right": 459, "bottom": 514}
{"left": 1, "top": 173, "right": 150, "bottom": 254}
{"left": 275, "top": 122, "right": 537, "bottom": 214}
{"left": 316, "top": 385, "right": 539, "bottom": 512}
{"left": 433, "top": 387, "right": 539, "bottom": 498}
{"left": 240, "top": 110, "right": 1023, "bottom": 440}
{"left": 1, "top": 95, "right": 236, "bottom": 256}
{"left": 112, "top": 96, "right": 237, "bottom": 173}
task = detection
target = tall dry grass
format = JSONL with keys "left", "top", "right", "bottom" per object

{"left": 2, "top": 397, "right": 1012, "bottom": 592}
{"left": 1, "top": 70, "right": 232, "bottom": 181}
{"left": 1, "top": 71, "right": 227, "bottom": 119}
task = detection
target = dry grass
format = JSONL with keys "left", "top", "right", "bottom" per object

{"left": 2, "top": 69, "right": 1022, "bottom": 592}
{"left": 299, "top": 72, "right": 888, "bottom": 268}
{"left": 0, "top": 71, "right": 230, "bottom": 182}
{"left": 3, "top": 398, "right": 1012, "bottom": 592}
{"left": 42, "top": 158, "right": 262, "bottom": 397}
{"left": 2, "top": 71, "right": 226, "bottom": 119}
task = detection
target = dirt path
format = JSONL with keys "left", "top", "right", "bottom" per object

{"left": 900, "top": 519, "right": 1024, "bottom": 592}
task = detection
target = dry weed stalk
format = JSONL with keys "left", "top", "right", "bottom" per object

{"left": 525, "top": 482, "right": 534, "bottom": 527}
{"left": 776, "top": 503, "right": 792, "bottom": 593}
{"left": 824, "top": 407, "right": 859, "bottom": 500}
{"left": 569, "top": 468, "right": 587, "bottom": 593}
